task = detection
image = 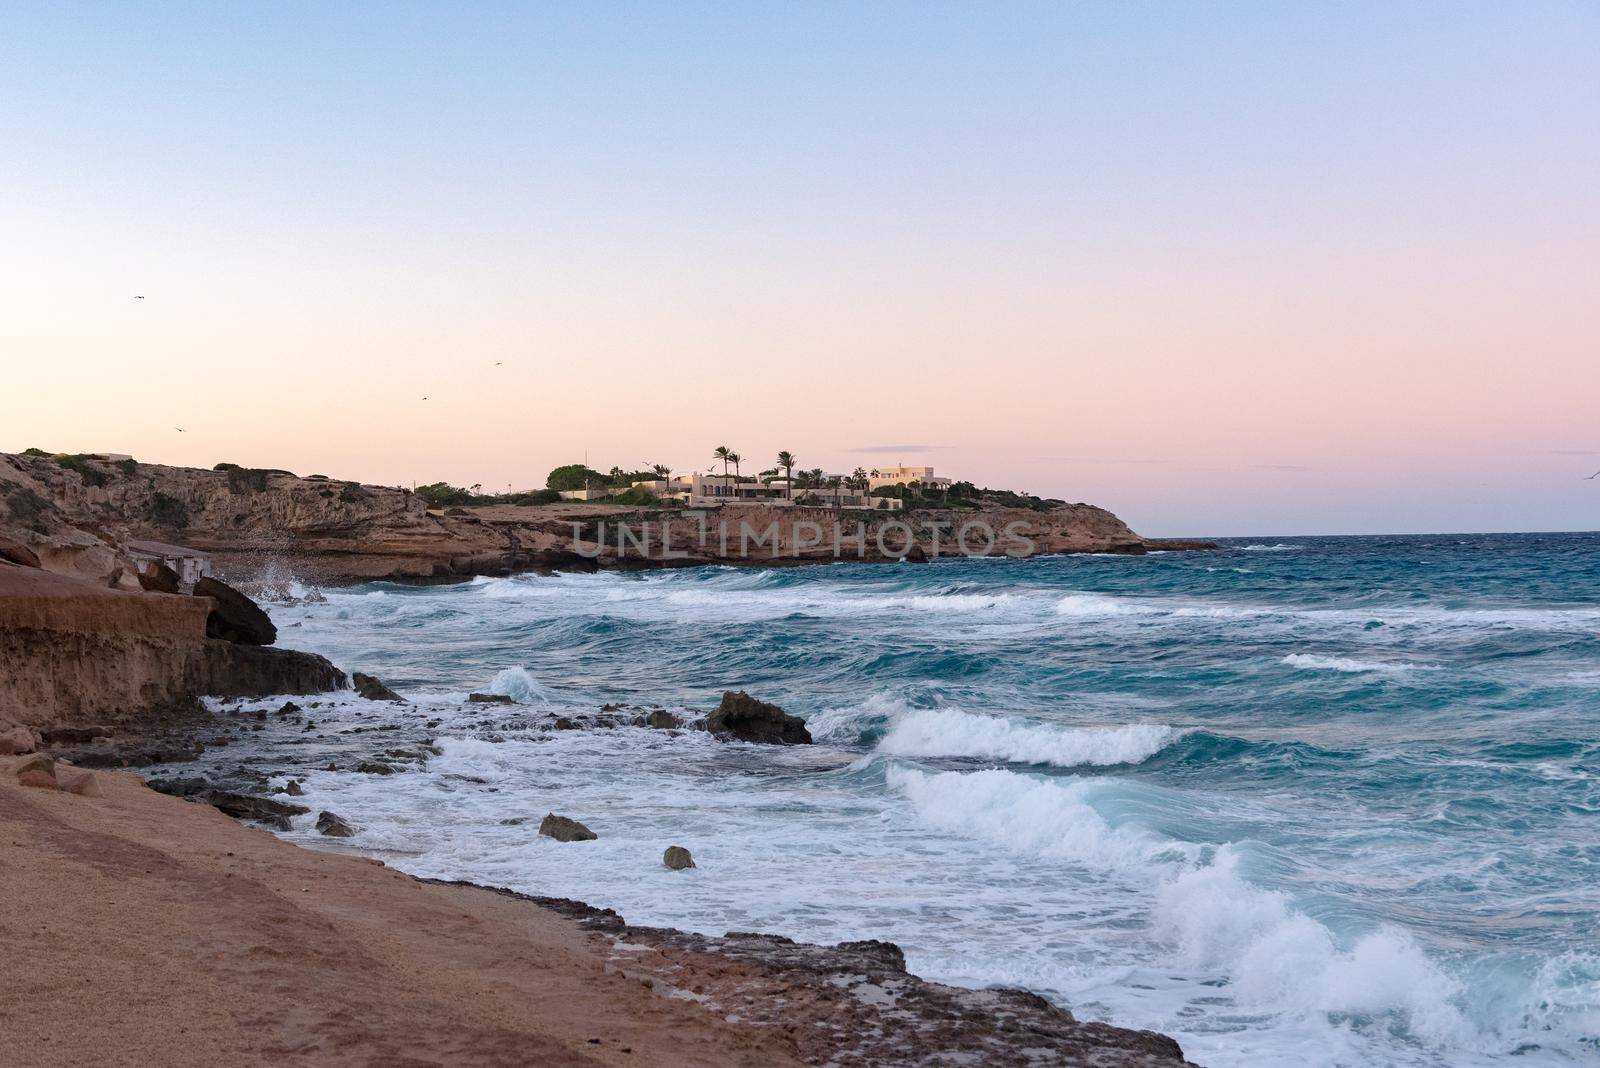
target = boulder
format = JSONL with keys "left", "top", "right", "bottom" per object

{"left": 356, "top": 761, "right": 396, "bottom": 775}
{"left": 640, "top": 710, "right": 682, "bottom": 730}
{"left": 467, "top": 692, "right": 516, "bottom": 704}
{"left": 316, "top": 811, "right": 355, "bottom": 837}
{"left": 663, "top": 845, "right": 695, "bottom": 870}
{"left": 352, "top": 672, "right": 405, "bottom": 703}
{"left": 193, "top": 576, "right": 277, "bottom": 645}
{"left": 0, "top": 725, "right": 37, "bottom": 756}
{"left": 538, "top": 813, "right": 597, "bottom": 842}
{"left": 706, "top": 691, "right": 812, "bottom": 745}
{"left": 40, "top": 725, "right": 114, "bottom": 746}
{"left": 137, "top": 560, "right": 182, "bottom": 594}
{"left": 284, "top": 779, "right": 305, "bottom": 796}
{"left": 903, "top": 543, "right": 929, "bottom": 564}
{"left": 14, "top": 753, "right": 57, "bottom": 789}
{"left": 0, "top": 536, "right": 41, "bottom": 569}
{"left": 57, "top": 768, "right": 103, "bottom": 797}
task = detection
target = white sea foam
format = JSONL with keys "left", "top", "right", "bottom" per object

{"left": 1282, "top": 653, "right": 1435, "bottom": 675}
{"left": 1239, "top": 543, "right": 1302, "bottom": 552}
{"left": 886, "top": 765, "right": 1175, "bottom": 871}
{"left": 889, "top": 765, "right": 1480, "bottom": 1050}
{"left": 1054, "top": 592, "right": 1153, "bottom": 617}
{"left": 485, "top": 666, "right": 568, "bottom": 705}
{"left": 1152, "top": 849, "right": 1473, "bottom": 1046}
{"left": 880, "top": 709, "right": 1182, "bottom": 768}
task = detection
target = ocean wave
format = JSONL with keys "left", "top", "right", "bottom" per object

{"left": 879, "top": 709, "right": 1183, "bottom": 768}
{"left": 889, "top": 766, "right": 1480, "bottom": 1049}
{"left": 886, "top": 765, "right": 1177, "bottom": 871}
{"left": 1239, "top": 543, "right": 1303, "bottom": 552}
{"left": 484, "top": 666, "right": 568, "bottom": 705}
{"left": 1153, "top": 849, "right": 1473, "bottom": 1046}
{"left": 1054, "top": 592, "right": 1154, "bottom": 617}
{"left": 1282, "top": 653, "right": 1437, "bottom": 675}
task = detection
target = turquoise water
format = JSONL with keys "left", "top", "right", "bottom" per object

{"left": 258, "top": 533, "right": 1600, "bottom": 1066}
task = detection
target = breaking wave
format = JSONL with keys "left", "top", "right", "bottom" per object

{"left": 879, "top": 708, "right": 1184, "bottom": 768}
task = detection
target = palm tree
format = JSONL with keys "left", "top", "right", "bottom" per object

{"left": 827, "top": 474, "right": 845, "bottom": 510}
{"left": 650, "top": 463, "right": 671, "bottom": 488}
{"left": 850, "top": 467, "right": 869, "bottom": 504}
{"left": 776, "top": 451, "right": 796, "bottom": 500}
{"left": 713, "top": 446, "right": 732, "bottom": 478}
{"left": 729, "top": 452, "right": 742, "bottom": 480}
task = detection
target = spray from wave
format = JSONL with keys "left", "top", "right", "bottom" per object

{"left": 879, "top": 708, "right": 1183, "bottom": 768}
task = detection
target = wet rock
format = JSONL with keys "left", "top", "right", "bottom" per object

{"left": 55, "top": 742, "right": 201, "bottom": 768}
{"left": 638, "top": 710, "right": 682, "bottom": 730}
{"left": 904, "top": 543, "right": 929, "bottom": 564}
{"left": 193, "top": 576, "right": 277, "bottom": 645}
{"left": 146, "top": 776, "right": 211, "bottom": 797}
{"left": 706, "top": 691, "right": 812, "bottom": 745}
{"left": 278, "top": 701, "right": 302, "bottom": 714}
{"left": 356, "top": 761, "right": 396, "bottom": 775}
{"left": 663, "top": 846, "right": 695, "bottom": 870}
{"left": 539, "top": 813, "right": 597, "bottom": 842}
{"left": 467, "top": 692, "right": 515, "bottom": 704}
{"left": 205, "top": 790, "right": 310, "bottom": 823}
{"left": 14, "top": 753, "right": 57, "bottom": 789}
{"left": 316, "top": 811, "right": 355, "bottom": 837}
{"left": 283, "top": 780, "right": 304, "bottom": 796}
{"left": 40, "top": 725, "right": 114, "bottom": 746}
{"left": 552, "top": 717, "right": 579, "bottom": 730}
{"left": 351, "top": 672, "right": 406, "bottom": 703}
{"left": 136, "top": 560, "right": 182, "bottom": 594}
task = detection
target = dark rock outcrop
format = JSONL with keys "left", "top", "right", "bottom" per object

{"left": 137, "top": 561, "right": 182, "bottom": 594}
{"left": 467, "top": 692, "right": 515, "bottom": 704}
{"left": 706, "top": 691, "right": 812, "bottom": 745}
{"left": 538, "top": 813, "right": 597, "bottom": 842}
{"left": 352, "top": 672, "right": 405, "bottom": 703}
{"left": 638, "top": 709, "right": 682, "bottom": 729}
{"left": 663, "top": 846, "right": 695, "bottom": 870}
{"left": 193, "top": 576, "right": 276, "bottom": 645}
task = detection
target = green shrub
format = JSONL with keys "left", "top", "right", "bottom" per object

{"left": 147, "top": 493, "right": 190, "bottom": 528}
{"left": 53, "top": 454, "right": 109, "bottom": 487}
{"left": 606, "top": 486, "right": 658, "bottom": 506}
{"left": 226, "top": 467, "right": 271, "bottom": 494}
{"left": 21, "top": 447, "right": 50, "bottom": 457}
{"left": 213, "top": 462, "right": 241, "bottom": 471}
{"left": 115, "top": 458, "right": 137, "bottom": 476}
{"left": 3, "top": 485, "right": 50, "bottom": 525}
{"left": 338, "top": 482, "right": 369, "bottom": 503}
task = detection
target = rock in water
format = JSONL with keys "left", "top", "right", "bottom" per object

{"left": 284, "top": 779, "right": 304, "bottom": 796}
{"left": 351, "top": 672, "right": 406, "bottom": 703}
{"left": 316, "top": 811, "right": 355, "bottom": 837}
{"left": 706, "top": 691, "right": 812, "bottom": 745}
{"left": 641, "top": 710, "right": 682, "bottom": 729}
{"left": 193, "top": 576, "right": 277, "bottom": 645}
{"left": 466, "top": 692, "right": 515, "bottom": 704}
{"left": 539, "top": 813, "right": 597, "bottom": 842}
{"left": 663, "top": 846, "right": 695, "bottom": 870}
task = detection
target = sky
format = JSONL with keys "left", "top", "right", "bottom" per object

{"left": 2, "top": 3, "right": 1597, "bottom": 536}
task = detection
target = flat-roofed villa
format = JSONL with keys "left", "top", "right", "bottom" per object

{"left": 868, "top": 464, "right": 953, "bottom": 492}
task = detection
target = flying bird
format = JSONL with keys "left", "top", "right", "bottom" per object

{"left": 1586, "top": 470, "right": 1599, "bottom": 480}
{"left": 421, "top": 396, "right": 428, "bottom": 401}
{"left": 174, "top": 427, "right": 186, "bottom": 433}
{"left": 134, "top": 295, "right": 145, "bottom": 300}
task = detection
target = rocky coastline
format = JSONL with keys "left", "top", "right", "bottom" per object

{"left": 2, "top": 447, "right": 1204, "bottom": 1065}
{"left": 1, "top": 450, "right": 1214, "bottom": 588}
{"left": 5, "top": 681, "right": 1197, "bottom": 1067}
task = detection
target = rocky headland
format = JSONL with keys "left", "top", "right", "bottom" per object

{"left": 1, "top": 450, "right": 1212, "bottom": 588}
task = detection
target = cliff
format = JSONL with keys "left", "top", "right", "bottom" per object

{"left": 0, "top": 564, "right": 344, "bottom": 731}
{"left": 0, "top": 451, "right": 1206, "bottom": 587}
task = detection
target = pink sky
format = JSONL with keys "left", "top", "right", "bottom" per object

{"left": 3, "top": 4, "right": 1597, "bottom": 535}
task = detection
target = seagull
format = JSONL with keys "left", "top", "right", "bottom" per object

{"left": 174, "top": 427, "right": 186, "bottom": 433}
{"left": 134, "top": 295, "right": 145, "bottom": 300}
{"left": 494, "top": 361, "right": 502, "bottom": 366}
{"left": 1586, "top": 470, "right": 1599, "bottom": 480}
{"left": 421, "top": 396, "right": 428, "bottom": 401}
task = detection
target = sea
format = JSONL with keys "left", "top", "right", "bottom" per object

{"left": 197, "top": 533, "right": 1600, "bottom": 1066}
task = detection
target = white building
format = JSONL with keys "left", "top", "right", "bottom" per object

{"left": 124, "top": 539, "right": 212, "bottom": 590}
{"left": 867, "top": 464, "right": 952, "bottom": 492}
